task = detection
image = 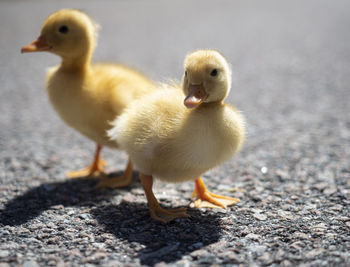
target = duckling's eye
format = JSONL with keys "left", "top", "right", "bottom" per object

{"left": 185, "top": 71, "right": 187, "bottom": 77}
{"left": 58, "top": 25, "right": 69, "bottom": 34}
{"left": 210, "top": 69, "right": 218, "bottom": 77}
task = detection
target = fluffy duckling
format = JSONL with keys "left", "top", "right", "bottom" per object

{"left": 21, "top": 9, "right": 156, "bottom": 186}
{"left": 108, "top": 50, "right": 245, "bottom": 223}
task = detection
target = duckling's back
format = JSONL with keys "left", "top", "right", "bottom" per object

{"left": 46, "top": 63, "right": 156, "bottom": 148}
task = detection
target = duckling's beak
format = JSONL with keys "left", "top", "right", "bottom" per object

{"left": 184, "top": 84, "right": 207, "bottom": 109}
{"left": 21, "top": 35, "right": 50, "bottom": 53}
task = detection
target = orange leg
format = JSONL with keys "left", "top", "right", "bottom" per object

{"left": 140, "top": 173, "right": 188, "bottom": 224}
{"left": 192, "top": 177, "right": 240, "bottom": 208}
{"left": 67, "top": 144, "right": 106, "bottom": 178}
{"left": 97, "top": 159, "right": 133, "bottom": 188}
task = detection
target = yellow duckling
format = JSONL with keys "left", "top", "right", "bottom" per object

{"left": 21, "top": 9, "right": 156, "bottom": 186}
{"left": 108, "top": 50, "right": 246, "bottom": 223}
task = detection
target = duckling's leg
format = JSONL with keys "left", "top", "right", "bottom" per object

{"left": 96, "top": 159, "right": 133, "bottom": 188}
{"left": 67, "top": 144, "right": 106, "bottom": 178}
{"left": 140, "top": 173, "right": 188, "bottom": 224}
{"left": 192, "top": 177, "right": 240, "bottom": 208}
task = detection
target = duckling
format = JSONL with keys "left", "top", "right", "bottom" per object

{"left": 21, "top": 9, "right": 156, "bottom": 186}
{"left": 108, "top": 50, "right": 245, "bottom": 223}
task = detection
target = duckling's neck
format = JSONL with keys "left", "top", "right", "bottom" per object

{"left": 198, "top": 101, "right": 224, "bottom": 110}
{"left": 60, "top": 53, "right": 91, "bottom": 72}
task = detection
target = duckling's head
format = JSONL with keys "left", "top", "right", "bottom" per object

{"left": 21, "top": 9, "right": 98, "bottom": 60}
{"left": 182, "top": 50, "right": 232, "bottom": 109}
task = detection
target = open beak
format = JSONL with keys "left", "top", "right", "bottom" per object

{"left": 21, "top": 35, "right": 51, "bottom": 53}
{"left": 184, "top": 84, "right": 207, "bottom": 109}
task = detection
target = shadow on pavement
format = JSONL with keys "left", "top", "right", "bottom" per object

{"left": 0, "top": 172, "right": 137, "bottom": 226}
{"left": 91, "top": 203, "right": 223, "bottom": 266}
{"left": 1, "top": 173, "right": 224, "bottom": 266}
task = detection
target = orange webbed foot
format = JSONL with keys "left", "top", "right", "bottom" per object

{"left": 67, "top": 144, "right": 106, "bottom": 178}
{"left": 140, "top": 173, "right": 188, "bottom": 223}
{"left": 192, "top": 177, "right": 240, "bottom": 209}
{"left": 67, "top": 158, "right": 106, "bottom": 178}
{"left": 149, "top": 205, "right": 188, "bottom": 224}
{"left": 96, "top": 159, "right": 133, "bottom": 188}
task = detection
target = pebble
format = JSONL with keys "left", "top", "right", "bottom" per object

{"left": 56, "top": 261, "right": 66, "bottom": 267}
{"left": 51, "top": 205, "right": 64, "bottom": 210}
{"left": 278, "top": 210, "right": 293, "bottom": 220}
{"left": 245, "top": 233, "right": 261, "bottom": 241}
{"left": 90, "top": 252, "right": 108, "bottom": 260}
{"left": 122, "top": 193, "right": 136, "bottom": 203}
{"left": 46, "top": 222, "right": 57, "bottom": 229}
{"left": 26, "top": 238, "right": 40, "bottom": 244}
{"left": 78, "top": 213, "right": 91, "bottom": 220}
{"left": 28, "top": 223, "right": 46, "bottom": 230}
{"left": 258, "top": 252, "right": 273, "bottom": 264}
{"left": 282, "top": 260, "right": 292, "bottom": 266}
{"left": 190, "top": 249, "right": 209, "bottom": 258}
{"left": 275, "top": 169, "right": 289, "bottom": 179}
{"left": 172, "top": 259, "right": 191, "bottom": 267}
{"left": 324, "top": 186, "right": 337, "bottom": 195}
{"left": 47, "top": 236, "right": 61, "bottom": 244}
{"left": 103, "top": 260, "right": 124, "bottom": 267}
{"left": 293, "top": 232, "right": 308, "bottom": 239}
{"left": 22, "top": 261, "right": 39, "bottom": 267}
{"left": 275, "top": 249, "right": 285, "bottom": 261}
{"left": 329, "top": 204, "right": 343, "bottom": 212}
{"left": 261, "top": 167, "right": 268, "bottom": 174}
{"left": 325, "top": 233, "right": 336, "bottom": 240}
{"left": 305, "top": 248, "right": 325, "bottom": 258}
{"left": 253, "top": 213, "right": 267, "bottom": 221}
{"left": 312, "top": 223, "right": 328, "bottom": 232}
{"left": 291, "top": 241, "right": 305, "bottom": 250}
{"left": 0, "top": 251, "right": 9, "bottom": 258}
{"left": 219, "top": 251, "right": 243, "bottom": 263}
{"left": 92, "top": 243, "right": 106, "bottom": 249}
{"left": 337, "top": 216, "right": 349, "bottom": 222}
{"left": 247, "top": 244, "right": 266, "bottom": 254}
{"left": 313, "top": 182, "right": 329, "bottom": 191}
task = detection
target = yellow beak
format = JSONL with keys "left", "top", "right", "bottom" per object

{"left": 21, "top": 35, "right": 51, "bottom": 53}
{"left": 184, "top": 84, "right": 207, "bottom": 109}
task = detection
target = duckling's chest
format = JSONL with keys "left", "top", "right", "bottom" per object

{"left": 150, "top": 113, "right": 231, "bottom": 177}
{"left": 46, "top": 71, "right": 114, "bottom": 145}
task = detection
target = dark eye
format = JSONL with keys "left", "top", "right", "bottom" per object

{"left": 185, "top": 71, "right": 187, "bottom": 77}
{"left": 210, "top": 69, "right": 218, "bottom": 77}
{"left": 58, "top": 25, "right": 69, "bottom": 34}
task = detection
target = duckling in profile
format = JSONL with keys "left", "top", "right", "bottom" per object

{"left": 21, "top": 9, "right": 156, "bottom": 186}
{"left": 108, "top": 50, "right": 245, "bottom": 223}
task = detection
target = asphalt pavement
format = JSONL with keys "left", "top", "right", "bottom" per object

{"left": 0, "top": 0, "right": 349, "bottom": 266}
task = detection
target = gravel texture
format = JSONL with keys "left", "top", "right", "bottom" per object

{"left": 1, "top": 0, "right": 350, "bottom": 266}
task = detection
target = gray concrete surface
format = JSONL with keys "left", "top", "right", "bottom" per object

{"left": 1, "top": 0, "right": 350, "bottom": 266}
